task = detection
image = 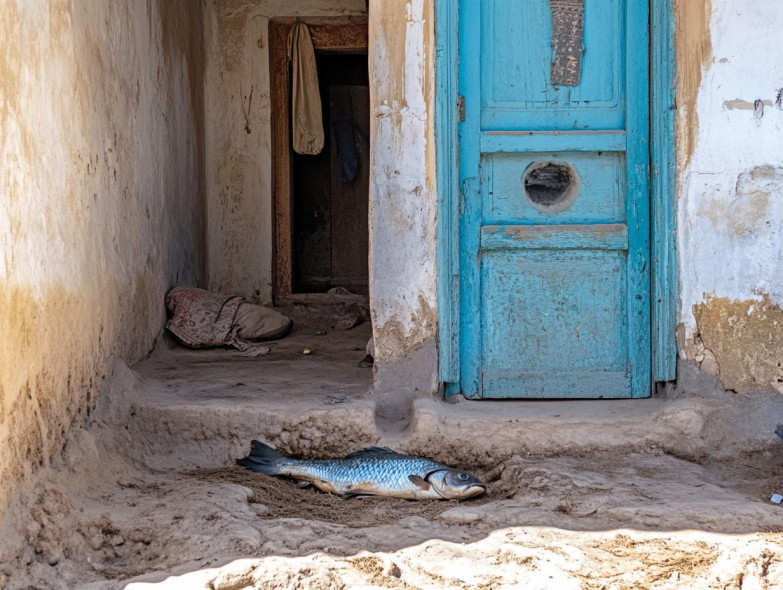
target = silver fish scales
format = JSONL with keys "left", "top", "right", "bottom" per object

{"left": 237, "top": 440, "right": 486, "bottom": 500}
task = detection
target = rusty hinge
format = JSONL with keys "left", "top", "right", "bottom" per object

{"left": 457, "top": 95, "right": 466, "bottom": 123}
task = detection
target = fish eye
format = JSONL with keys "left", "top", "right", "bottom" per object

{"left": 458, "top": 473, "right": 469, "bottom": 481}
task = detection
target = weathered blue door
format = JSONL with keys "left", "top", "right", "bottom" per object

{"left": 458, "top": 0, "right": 651, "bottom": 398}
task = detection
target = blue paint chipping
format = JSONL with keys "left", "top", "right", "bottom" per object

{"left": 435, "top": 0, "right": 460, "bottom": 392}
{"left": 436, "top": 0, "right": 675, "bottom": 398}
{"left": 651, "top": 1, "right": 677, "bottom": 383}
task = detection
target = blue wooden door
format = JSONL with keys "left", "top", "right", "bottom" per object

{"left": 458, "top": 0, "right": 651, "bottom": 398}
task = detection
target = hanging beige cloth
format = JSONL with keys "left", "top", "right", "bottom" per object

{"left": 288, "top": 23, "right": 324, "bottom": 155}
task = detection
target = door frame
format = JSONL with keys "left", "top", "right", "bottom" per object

{"left": 269, "top": 17, "right": 368, "bottom": 301}
{"left": 435, "top": 1, "right": 677, "bottom": 396}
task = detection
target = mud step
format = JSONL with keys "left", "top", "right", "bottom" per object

{"left": 124, "top": 387, "right": 378, "bottom": 471}
{"left": 99, "top": 308, "right": 375, "bottom": 471}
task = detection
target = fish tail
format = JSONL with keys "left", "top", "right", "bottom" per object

{"left": 236, "top": 440, "right": 286, "bottom": 475}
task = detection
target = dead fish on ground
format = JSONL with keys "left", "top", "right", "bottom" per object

{"left": 236, "top": 440, "right": 486, "bottom": 500}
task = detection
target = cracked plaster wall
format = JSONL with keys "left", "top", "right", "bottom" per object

{"left": 368, "top": 0, "right": 439, "bottom": 411}
{"left": 1, "top": 0, "right": 207, "bottom": 526}
{"left": 1, "top": 0, "right": 372, "bottom": 540}
{"left": 203, "top": 0, "right": 367, "bottom": 303}
{"left": 677, "top": 0, "right": 783, "bottom": 394}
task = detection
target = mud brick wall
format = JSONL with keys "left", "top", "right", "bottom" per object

{"left": 0, "top": 0, "right": 207, "bottom": 524}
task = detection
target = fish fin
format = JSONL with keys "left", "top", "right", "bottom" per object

{"left": 297, "top": 481, "right": 313, "bottom": 488}
{"left": 344, "top": 446, "right": 401, "bottom": 459}
{"left": 236, "top": 440, "right": 285, "bottom": 475}
{"left": 408, "top": 475, "right": 431, "bottom": 491}
{"left": 342, "top": 491, "right": 375, "bottom": 499}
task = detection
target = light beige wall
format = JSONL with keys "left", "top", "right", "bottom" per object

{"left": 0, "top": 0, "right": 206, "bottom": 521}
{"left": 203, "top": 0, "right": 367, "bottom": 303}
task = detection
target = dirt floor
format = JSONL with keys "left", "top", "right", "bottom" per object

{"left": 3, "top": 299, "right": 783, "bottom": 589}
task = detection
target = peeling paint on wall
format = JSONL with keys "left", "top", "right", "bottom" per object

{"left": 677, "top": 1, "right": 783, "bottom": 394}
{"left": 722, "top": 99, "right": 773, "bottom": 110}
{"left": 697, "top": 165, "right": 780, "bottom": 241}
{"left": 373, "top": 295, "right": 438, "bottom": 363}
{"left": 368, "top": 0, "right": 438, "bottom": 368}
{"left": 690, "top": 293, "right": 783, "bottom": 394}
{"left": 675, "top": 0, "right": 713, "bottom": 171}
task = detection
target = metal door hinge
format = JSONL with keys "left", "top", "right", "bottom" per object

{"left": 457, "top": 95, "right": 466, "bottom": 122}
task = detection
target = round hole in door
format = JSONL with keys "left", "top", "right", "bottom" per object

{"left": 522, "top": 161, "right": 580, "bottom": 214}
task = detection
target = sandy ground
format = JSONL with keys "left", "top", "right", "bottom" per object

{"left": 4, "top": 443, "right": 783, "bottom": 589}
{"left": 3, "top": 301, "right": 783, "bottom": 589}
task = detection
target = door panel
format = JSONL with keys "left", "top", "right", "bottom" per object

{"left": 458, "top": 0, "right": 651, "bottom": 398}
{"left": 485, "top": 152, "right": 625, "bottom": 224}
{"left": 481, "top": 250, "right": 629, "bottom": 398}
{"left": 330, "top": 85, "right": 370, "bottom": 293}
{"left": 481, "top": 0, "right": 623, "bottom": 129}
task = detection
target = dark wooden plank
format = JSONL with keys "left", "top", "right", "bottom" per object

{"left": 330, "top": 86, "right": 369, "bottom": 293}
{"left": 270, "top": 20, "right": 293, "bottom": 299}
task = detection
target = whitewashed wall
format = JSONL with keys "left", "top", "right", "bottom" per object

{"left": 369, "top": 0, "right": 438, "bottom": 362}
{"left": 203, "top": 0, "right": 367, "bottom": 303}
{"left": 678, "top": 1, "right": 783, "bottom": 393}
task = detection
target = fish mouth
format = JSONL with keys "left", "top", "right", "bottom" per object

{"left": 431, "top": 483, "right": 487, "bottom": 500}
{"left": 461, "top": 484, "right": 488, "bottom": 499}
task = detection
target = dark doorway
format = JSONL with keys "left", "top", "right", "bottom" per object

{"left": 291, "top": 53, "right": 369, "bottom": 294}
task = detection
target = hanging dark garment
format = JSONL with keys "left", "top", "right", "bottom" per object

{"left": 331, "top": 90, "right": 359, "bottom": 183}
